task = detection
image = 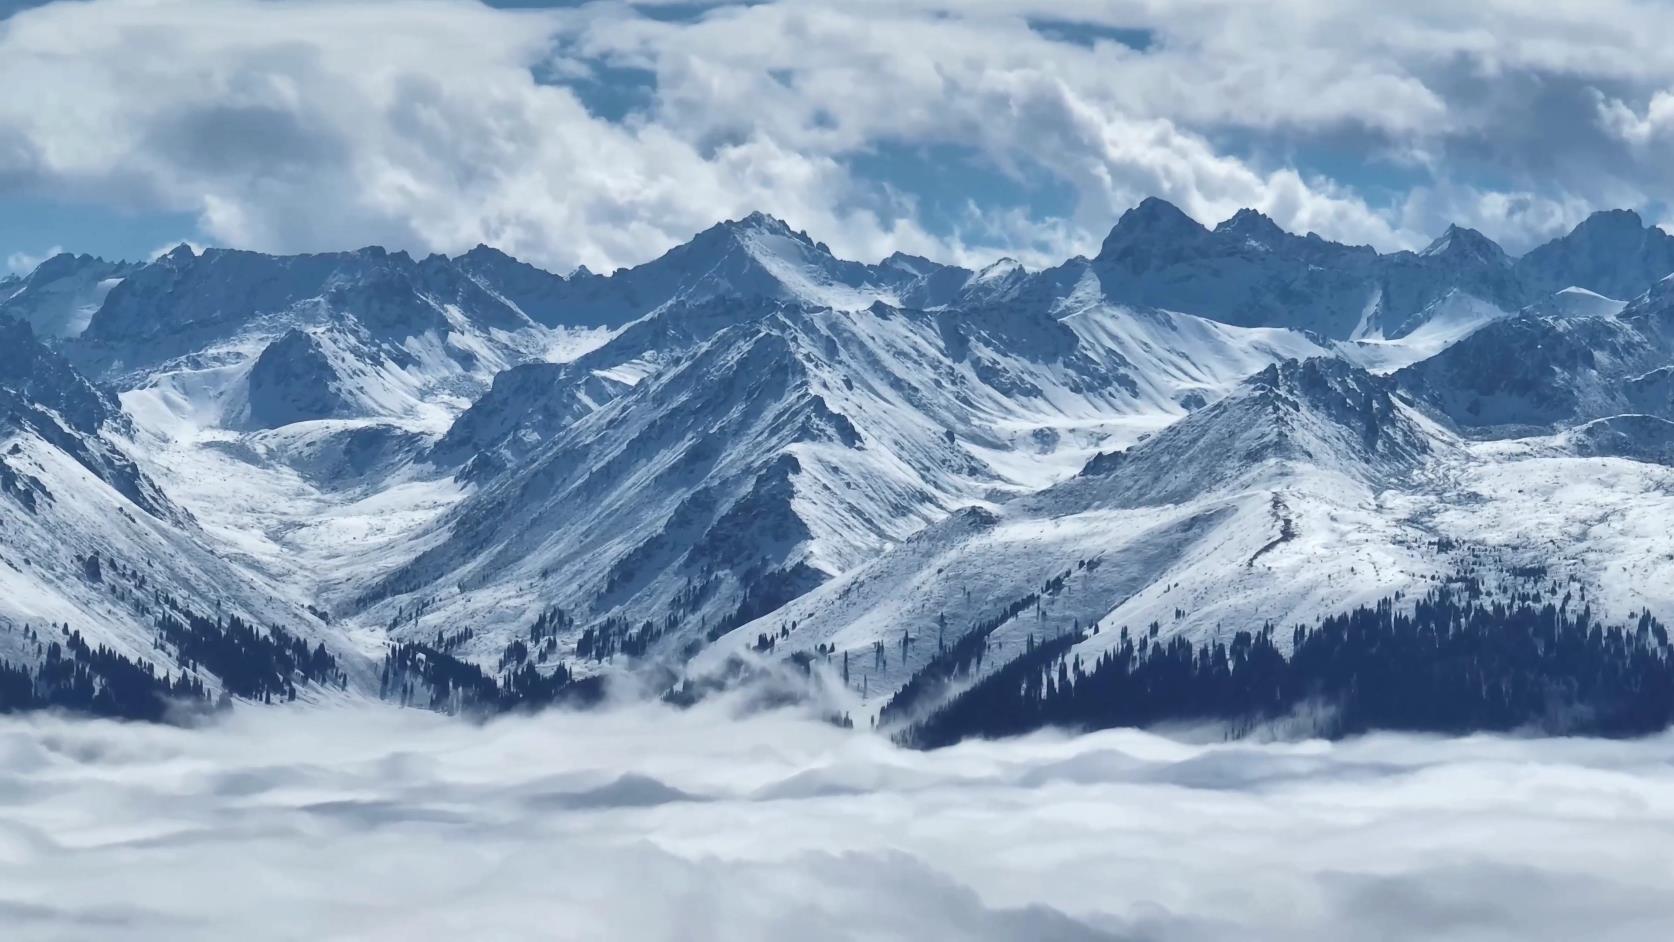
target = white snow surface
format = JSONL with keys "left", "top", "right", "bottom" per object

{"left": 712, "top": 360, "right": 1674, "bottom": 726}
{"left": 5, "top": 210, "right": 1674, "bottom": 721}
{"left": 1335, "top": 290, "right": 1514, "bottom": 373}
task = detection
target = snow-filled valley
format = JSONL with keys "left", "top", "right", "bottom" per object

{"left": 6, "top": 202, "right": 1674, "bottom": 735}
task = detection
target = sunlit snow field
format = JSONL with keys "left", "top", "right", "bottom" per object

{"left": 3, "top": 699, "right": 1673, "bottom": 940}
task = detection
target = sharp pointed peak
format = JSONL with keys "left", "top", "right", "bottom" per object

{"left": 717, "top": 211, "right": 798, "bottom": 235}
{"left": 1419, "top": 224, "right": 1508, "bottom": 262}
{"left": 679, "top": 211, "right": 834, "bottom": 263}
{"left": 1215, "top": 207, "right": 1284, "bottom": 235}
{"left": 1099, "top": 197, "right": 1210, "bottom": 258}
{"left": 161, "top": 242, "right": 196, "bottom": 263}
{"left": 883, "top": 250, "right": 931, "bottom": 263}
{"left": 881, "top": 250, "right": 939, "bottom": 271}
{"left": 683, "top": 211, "right": 807, "bottom": 249}
{"left": 1126, "top": 196, "right": 1198, "bottom": 223}
{"left": 974, "top": 256, "right": 1024, "bottom": 277}
{"left": 1214, "top": 208, "right": 1290, "bottom": 250}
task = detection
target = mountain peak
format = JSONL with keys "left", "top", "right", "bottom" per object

{"left": 351, "top": 245, "right": 413, "bottom": 265}
{"left": 1126, "top": 196, "right": 1201, "bottom": 229}
{"left": 459, "top": 243, "right": 514, "bottom": 265}
{"left": 685, "top": 212, "right": 817, "bottom": 257}
{"left": 1574, "top": 207, "right": 1646, "bottom": 234}
{"left": 18, "top": 251, "right": 107, "bottom": 280}
{"left": 1098, "top": 197, "right": 1209, "bottom": 258}
{"left": 1515, "top": 206, "right": 1674, "bottom": 300}
{"left": 161, "top": 243, "right": 196, "bottom": 264}
{"left": 1418, "top": 224, "right": 1509, "bottom": 264}
{"left": 880, "top": 251, "right": 940, "bottom": 276}
{"left": 1214, "top": 208, "right": 1287, "bottom": 245}
{"left": 972, "top": 257, "right": 1024, "bottom": 282}
{"left": 724, "top": 211, "right": 798, "bottom": 237}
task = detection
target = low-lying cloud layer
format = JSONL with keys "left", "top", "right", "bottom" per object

{"left": 3, "top": 699, "right": 1673, "bottom": 940}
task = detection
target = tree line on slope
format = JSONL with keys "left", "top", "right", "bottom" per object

{"left": 379, "top": 606, "right": 604, "bottom": 715}
{"left": 0, "top": 599, "right": 346, "bottom": 720}
{"left": 905, "top": 583, "right": 1674, "bottom": 748}
{"left": 0, "top": 624, "right": 211, "bottom": 721}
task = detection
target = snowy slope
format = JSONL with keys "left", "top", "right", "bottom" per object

{"left": 1516, "top": 209, "right": 1674, "bottom": 301}
{"left": 353, "top": 297, "right": 1330, "bottom": 676}
{"left": 6, "top": 199, "right": 1674, "bottom": 719}
{"left": 1397, "top": 275, "right": 1674, "bottom": 433}
{"left": 467, "top": 213, "right": 976, "bottom": 329}
{"left": 988, "top": 201, "right": 1674, "bottom": 347}
{"left": 1075, "top": 200, "right": 1524, "bottom": 339}
{"left": 1334, "top": 290, "right": 1517, "bottom": 373}
{"left": 0, "top": 253, "right": 139, "bottom": 339}
{"left": 708, "top": 356, "right": 1674, "bottom": 727}
{"left": 0, "top": 318, "right": 348, "bottom": 693}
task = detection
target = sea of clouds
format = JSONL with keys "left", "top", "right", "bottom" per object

{"left": 2, "top": 697, "right": 1673, "bottom": 940}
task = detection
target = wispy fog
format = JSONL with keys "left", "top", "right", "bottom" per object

{"left": 2, "top": 699, "right": 1672, "bottom": 940}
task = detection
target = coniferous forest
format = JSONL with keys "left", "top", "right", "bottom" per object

{"left": 11, "top": 568, "right": 1674, "bottom": 745}
{"left": 0, "top": 624, "right": 214, "bottom": 720}
{"left": 0, "top": 591, "right": 346, "bottom": 720}
{"left": 905, "top": 583, "right": 1674, "bottom": 748}
{"left": 377, "top": 607, "right": 605, "bottom": 715}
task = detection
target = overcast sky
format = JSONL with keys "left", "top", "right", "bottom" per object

{"left": 4, "top": 0, "right": 1674, "bottom": 275}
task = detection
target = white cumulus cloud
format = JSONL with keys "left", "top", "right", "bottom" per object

{"left": 7, "top": 0, "right": 1674, "bottom": 268}
{"left": 2, "top": 699, "right": 1673, "bottom": 940}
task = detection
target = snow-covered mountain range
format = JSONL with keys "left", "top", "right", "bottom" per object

{"left": 6, "top": 200, "right": 1674, "bottom": 728}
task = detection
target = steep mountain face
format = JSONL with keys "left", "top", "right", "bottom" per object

{"left": 70, "top": 244, "right": 535, "bottom": 381}
{"left": 65, "top": 243, "right": 576, "bottom": 450}
{"left": 1010, "top": 200, "right": 1673, "bottom": 345}
{"left": 8, "top": 198, "right": 1674, "bottom": 722}
{"left": 461, "top": 214, "right": 977, "bottom": 331}
{"left": 244, "top": 329, "right": 354, "bottom": 429}
{"left": 365, "top": 302, "right": 1120, "bottom": 660}
{"left": 879, "top": 251, "right": 981, "bottom": 308}
{"left": 0, "top": 318, "right": 171, "bottom": 520}
{"left": 0, "top": 317, "right": 344, "bottom": 696}
{"left": 450, "top": 244, "right": 577, "bottom": 327}
{"left": 709, "top": 349, "right": 1674, "bottom": 728}
{"left": 1083, "top": 199, "right": 1525, "bottom": 339}
{"left": 359, "top": 296, "right": 1327, "bottom": 672}
{"left": 1397, "top": 276, "right": 1674, "bottom": 432}
{"left": 1395, "top": 315, "right": 1650, "bottom": 431}
{"left": 1516, "top": 209, "right": 1674, "bottom": 301}
{"left": 692, "top": 356, "right": 1461, "bottom": 718}
{"left": 0, "top": 253, "right": 139, "bottom": 339}
{"left": 1564, "top": 414, "right": 1674, "bottom": 465}
{"left": 428, "top": 359, "right": 631, "bottom": 478}
{"left": 1373, "top": 226, "right": 1523, "bottom": 337}
{"left": 428, "top": 296, "right": 805, "bottom": 476}
{"left": 1077, "top": 358, "right": 1434, "bottom": 505}
{"left": 370, "top": 321, "right": 865, "bottom": 654}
